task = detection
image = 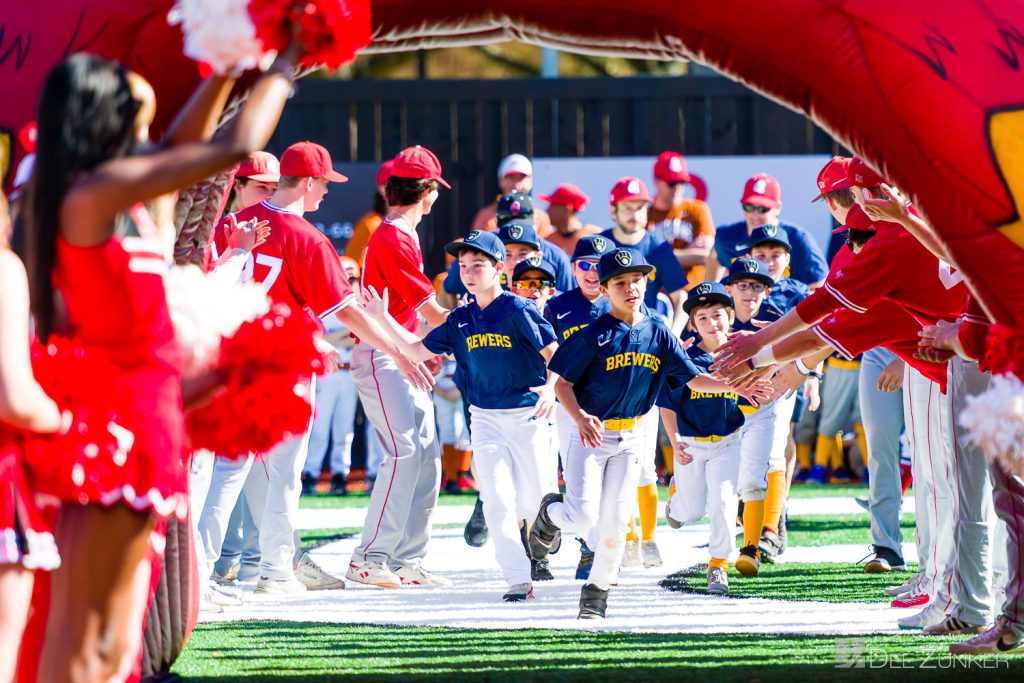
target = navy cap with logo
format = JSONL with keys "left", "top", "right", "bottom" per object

{"left": 684, "top": 281, "right": 734, "bottom": 315}
{"left": 498, "top": 222, "right": 541, "bottom": 249}
{"left": 496, "top": 191, "right": 535, "bottom": 225}
{"left": 597, "top": 248, "right": 654, "bottom": 284}
{"left": 726, "top": 258, "right": 774, "bottom": 287}
{"left": 572, "top": 235, "right": 613, "bottom": 262}
{"left": 445, "top": 230, "right": 506, "bottom": 262}
{"left": 748, "top": 224, "right": 791, "bottom": 252}
{"left": 512, "top": 255, "right": 557, "bottom": 282}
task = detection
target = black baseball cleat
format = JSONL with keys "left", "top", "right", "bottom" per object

{"left": 531, "top": 558, "right": 554, "bottom": 581}
{"left": 528, "top": 493, "right": 563, "bottom": 560}
{"left": 576, "top": 540, "right": 595, "bottom": 580}
{"left": 329, "top": 473, "right": 348, "bottom": 496}
{"left": 578, "top": 583, "right": 609, "bottom": 619}
{"left": 502, "top": 582, "right": 535, "bottom": 602}
{"left": 464, "top": 496, "right": 489, "bottom": 547}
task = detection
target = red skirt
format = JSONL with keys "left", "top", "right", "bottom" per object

{"left": 0, "top": 436, "right": 59, "bottom": 570}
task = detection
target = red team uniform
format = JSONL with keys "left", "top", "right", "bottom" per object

{"left": 359, "top": 217, "right": 436, "bottom": 333}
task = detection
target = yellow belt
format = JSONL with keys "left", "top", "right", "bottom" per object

{"left": 739, "top": 405, "right": 759, "bottom": 415}
{"left": 827, "top": 357, "right": 861, "bottom": 371}
{"left": 604, "top": 416, "right": 643, "bottom": 431}
{"left": 693, "top": 434, "right": 725, "bottom": 443}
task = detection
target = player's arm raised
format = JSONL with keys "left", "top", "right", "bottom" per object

{"left": 353, "top": 286, "right": 436, "bottom": 363}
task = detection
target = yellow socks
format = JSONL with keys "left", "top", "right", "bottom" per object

{"left": 796, "top": 442, "right": 812, "bottom": 470}
{"left": 661, "top": 445, "right": 675, "bottom": 476}
{"left": 742, "top": 499, "right": 765, "bottom": 548}
{"left": 709, "top": 557, "right": 730, "bottom": 571}
{"left": 638, "top": 483, "right": 659, "bottom": 540}
{"left": 763, "top": 470, "right": 788, "bottom": 532}
{"left": 854, "top": 423, "right": 868, "bottom": 467}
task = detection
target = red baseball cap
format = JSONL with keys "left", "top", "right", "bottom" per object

{"left": 609, "top": 177, "right": 652, "bottom": 205}
{"left": 812, "top": 156, "right": 852, "bottom": 202}
{"left": 741, "top": 173, "right": 781, "bottom": 208}
{"left": 279, "top": 141, "right": 347, "bottom": 182}
{"left": 390, "top": 146, "right": 451, "bottom": 188}
{"left": 376, "top": 159, "right": 396, "bottom": 187}
{"left": 653, "top": 150, "right": 690, "bottom": 183}
{"left": 236, "top": 151, "right": 281, "bottom": 182}
{"left": 539, "top": 183, "right": 589, "bottom": 212}
{"left": 832, "top": 203, "right": 878, "bottom": 234}
{"left": 848, "top": 157, "right": 888, "bottom": 188}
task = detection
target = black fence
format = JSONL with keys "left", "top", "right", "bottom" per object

{"left": 267, "top": 75, "right": 841, "bottom": 276}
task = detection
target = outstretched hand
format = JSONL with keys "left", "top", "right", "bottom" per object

{"left": 362, "top": 285, "right": 389, "bottom": 320}
{"left": 859, "top": 184, "right": 912, "bottom": 224}
{"left": 710, "top": 329, "right": 764, "bottom": 372}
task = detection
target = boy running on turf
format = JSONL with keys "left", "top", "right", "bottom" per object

{"left": 362, "top": 230, "right": 560, "bottom": 603}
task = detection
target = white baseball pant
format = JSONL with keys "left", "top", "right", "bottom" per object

{"left": 736, "top": 396, "right": 792, "bottom": 501}
{"left": 903, "top": 365, "right": 956, "bottom": 600}
{"left": 638, "top": 405, "right": 660, "bottom": 487}
{"left": 469, "top": 406, "right": 554, "bottom": 587}
{"left": 350, "top": 343, "right": 440, "bottom": 568}
{"left": 667, "top": 432, "right": 741, "bottom": 561}
{"left": 545, "top": 422, "right": 644, "bottom": 591}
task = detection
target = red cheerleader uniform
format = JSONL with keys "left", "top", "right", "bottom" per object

{"left": 50, "top": 204, "right": 187, "bottom": 520}
{"left": 0, "top": 430, "right": 60, "bottom": 570}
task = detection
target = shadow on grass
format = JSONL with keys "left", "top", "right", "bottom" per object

{"left": 175, "top": 621, "right": 1023, "bottom": 683}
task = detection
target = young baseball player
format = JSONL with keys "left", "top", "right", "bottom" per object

{"left": 510, "top": 255, "right": 558, "bottom": 313}
{"left": 528, "top": 247, "right": 768, "bottom": 618}
{"left": 661, "top": 282, "right": 744, "bottom": 595}
{"left": 362, "top": 230, "right": 560, "bottom": 602}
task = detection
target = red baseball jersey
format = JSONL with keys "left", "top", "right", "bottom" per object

{"left": 957, "top": 294, "right": 991, "bottom": 362}
{"left": 360, "top": 218, "right": 436, "bottom": 334}
{"left": 813, "top": 300, "right": 949, "bottom": 391}
{"left": 213, "top": 201, "right": 356, "bottom": 320}
{"left": 797, "top": 221, "right": 966, "bottom": 328}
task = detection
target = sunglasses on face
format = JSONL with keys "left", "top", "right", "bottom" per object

{"left": 514, "top": 279, "right": 554, "bottom": 291}
{"left": 575, "top": 260, "right": 599, "bottom": 271}
{"left": 732, "top": 281, "right": 766, "bottom": 293}
{"left": 742, "top": 203, "right": 771, "bottom": 214}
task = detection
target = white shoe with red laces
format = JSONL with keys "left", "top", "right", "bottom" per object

{"left": 395, "top": 564, "right": 452, "bottom": 586}
{"left": 346, "top": 561, "right": 402, "bottom": 588}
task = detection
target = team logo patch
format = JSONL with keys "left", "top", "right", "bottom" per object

{"left": 753, "top": 179, "right": 767, "bottom": 194}
{"left": 466, "top": 230, "right": 481, "bottom": 242}
{"left": 508, "top": 225, "right": 524, "bottom": 240}
{"left": 669, "top": 157, "right": 683, "bottom": 172}
{"left": 695, "top": 283, "right": 714, "bottom": 295}
{"left": 591, "top": 237, "right": 609, "bottom": 253}
{"left": 818, "top": 180, "right": 826, "bottom": 189}
{"left": 526, "top": 255, "right": 542, "bottom": 267}
{"left": 627, "top": 179, "right": 640, "bottom": 194}
{"left": 763, "top": 225, "right": 778, "bottom": 238}
{"left": 615, "top": 250, "right": 633, "bottom": 266}
{"left": 744, "top": 260, "right": 761, "bottom": 273}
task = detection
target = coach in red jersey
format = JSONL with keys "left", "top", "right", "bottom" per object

{"left": 348, "top": 145, "right": 456, "bottom": 589}
{"left": 203, "top": 141, "right": 433, "bottom": 595}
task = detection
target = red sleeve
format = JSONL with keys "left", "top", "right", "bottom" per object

{"left": 287, "top": 229, "right": 356, "bottom": 319}
{"left": 957, "top": 294, "right": 991, "bottom": 361}
{"left": 820, "top": 230, "right": 908, "bottom": 314}
{"left": 812, "top": 301, "right": 920, "bottom": 359}
{"left": 380, "top": 232, "right": 435, "bottom": 311}
{"left": 796, "top": 286, "right": 843, "bottom": 325}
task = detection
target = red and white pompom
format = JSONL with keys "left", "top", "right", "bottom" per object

{"left": 168, "top": 0, "right": 272, "bottom": 75}
{"left": 960, "top": 373, "right": 1024, "bottom": 477}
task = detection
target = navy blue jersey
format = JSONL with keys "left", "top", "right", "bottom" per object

{"left": 598, "top": 229, "right": 687, "bottom": 307}
{"left": 714, "top": 220, "right": 828, "bottom": 286}
{"left": 766, "top": 277, "right": 810, "bottom": 315}
{"left": 443, "top": 241, "right": 576, "bottom": 296}
{"left": 731, "top": 299, "right": 785, "bottom": 334}
{"left": 423, "top": 292, "right": 557, "bottom": 410}
{"left": 658, "top": 345, "right": 744, "bottom": 438}
{"left": 549, "top": 313, "right": 700, "bottom": 421}
{"left": 544, "top": 288, "right": 610, "bottom": 342}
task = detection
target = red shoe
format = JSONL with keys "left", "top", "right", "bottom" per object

{"left": 891, "top": 591, "right": 930, "bottom": 608}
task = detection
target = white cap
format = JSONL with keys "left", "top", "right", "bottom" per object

{"left": 497, "top": 153, "right": 533, "bottom": 179}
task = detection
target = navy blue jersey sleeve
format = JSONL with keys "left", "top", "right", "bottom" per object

{"left": 662, "top": 332, "right": 700, "bottom": 386}
{"left": 656, "top": 380, "right": 686, "bottom": 411}
{"left": 443, "top": 259, "right": 468, "bottom": 296}
{"left": 548, "top": 331, "right": 595, "bottom": 384}
{"left": 787, "top": 225, "right": 828, "bottom": 284}
{"left": 422, "top": 317, "right": 457, "bottom": 356}
{"left": 650, "top": 241, "right": 688, "bottom": 294}
{"left": 516, "top": 300, "right": 559, "bottom": 352}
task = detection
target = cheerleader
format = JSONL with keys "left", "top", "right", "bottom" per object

{"left": 22, "top": 45, "right": 298, "bottom": 681}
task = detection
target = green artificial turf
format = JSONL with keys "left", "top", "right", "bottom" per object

{"left": 784, "top": 512, "right": 916, "bottom": 547}
{"left": 173, "top": 621, "right": 1023, "bottom": 682}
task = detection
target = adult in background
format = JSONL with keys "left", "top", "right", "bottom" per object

{"left": 647, "top": 150, "right": 715, "bottom": 287}
{"left": 707, "top": 173, "right": 827, "bottom": 288}
{"left": 541, "top": 183, "right": 601, "bottom": 257}
{"left": 471, "top": 154, "right": 552, "bottom": 237}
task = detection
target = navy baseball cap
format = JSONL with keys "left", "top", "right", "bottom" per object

{"left": 498, "top": 222, "right": 541, "bottom": 249}
{"left": 727, "top": 258, "right": 774, "bottom": 287}
{"left": 496, "top": 191, "right": 535, "bottom": 225}
{"left": 445, "top": 230, "right": 506, "bottom": 262}
{"left": 597, "top": 248, "right": 654, "bottom": 284}
{"left": 571, "top": 235, "right": 613, "bottom": 262}
{"left": 512, "top": 255, "right": 557, "bottom": 282}
{"left": 748, "top": 224, "right": 791, "bottom": 251}
{"left": 684, "top": 281, "right": 734, "bottom": 315}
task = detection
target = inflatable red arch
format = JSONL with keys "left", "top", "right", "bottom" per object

{"left": 2, "top": 0, "right": 1023, "bottom": 327}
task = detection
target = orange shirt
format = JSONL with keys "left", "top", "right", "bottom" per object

{"left": 647, "top": 198, "right": 715, "bottom": 287}
{"left": 545, "top": 223, "right": 603, "bottom": 258}
{"left": 471, "top": 200, "right": 554, "bottom": 238}
{"left": 344, "top": 211, "right": 383, "bottom": 266}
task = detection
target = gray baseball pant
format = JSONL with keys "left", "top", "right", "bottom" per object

{"left": 859, "top": 347, "right": 905, "bottom": 556}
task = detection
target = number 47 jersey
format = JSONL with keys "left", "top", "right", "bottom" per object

{"left": 212, "top": 200, "right": 356, "bottom": 321}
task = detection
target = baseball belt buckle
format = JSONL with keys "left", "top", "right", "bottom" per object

{"left": 695, "top": 434, "right": 725, "bottom": 443}
{"left": 604, "top": 415, "right": 643, "bottom": 431}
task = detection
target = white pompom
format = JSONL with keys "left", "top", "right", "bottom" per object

{"left": 165, "top": 265, "right": 271, "bottom": 377}
{"left": 168, "top": 0, "right": 269, "bottom": 75}
{"left": 960, "top": 373, "right": 1024, "bottom": 477}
